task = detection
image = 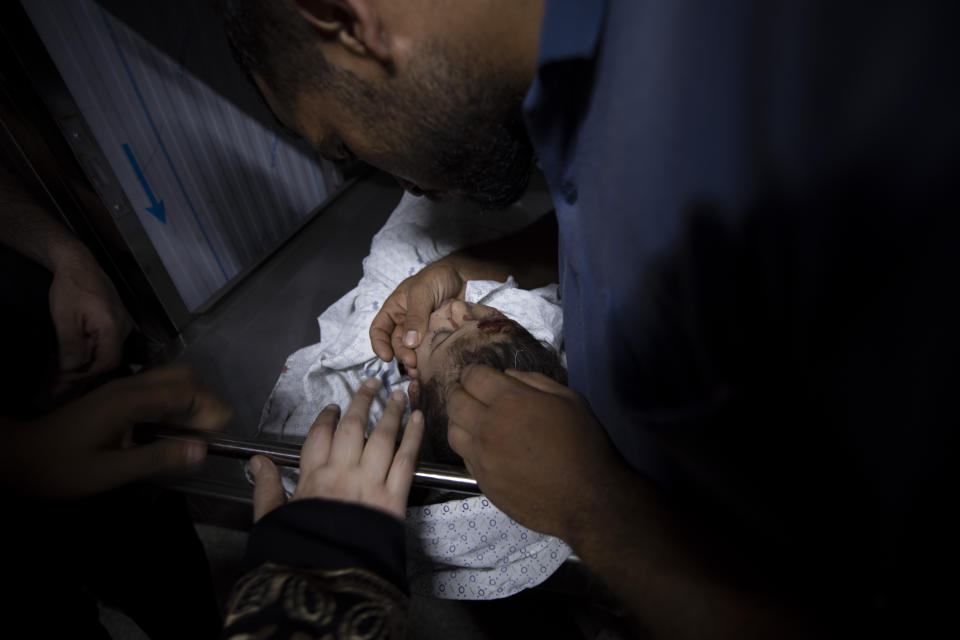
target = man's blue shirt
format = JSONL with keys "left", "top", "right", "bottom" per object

{"left": 522, "top": 1, "right": 959, "bottom": 622}
{"left": 524, "top": 0, "right": 765, "bottom": 482}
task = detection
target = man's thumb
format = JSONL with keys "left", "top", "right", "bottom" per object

{"left": 505, "top": 369, "right": 573, "bottom": 396}
{"left": 403, "top": 287, "right": 439, "bottom": 349}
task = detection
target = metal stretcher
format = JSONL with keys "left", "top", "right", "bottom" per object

{"left": 133, "top": 422, "right": 481, "bottom": 496}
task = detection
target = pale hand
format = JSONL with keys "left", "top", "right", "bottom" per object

{"left": 251, "top": 378, "right": 425, "bottom": 522}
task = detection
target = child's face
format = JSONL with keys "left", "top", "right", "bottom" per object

{"left": 413, "top": 300, "right": 519, "bottom": 382}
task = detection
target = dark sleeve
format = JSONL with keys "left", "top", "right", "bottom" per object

{"left": 223, "top": 499, "right": 408, "bottom": 639}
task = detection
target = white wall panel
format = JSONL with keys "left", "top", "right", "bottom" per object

{"left": 22, "top": 0, "right": 341, "bottom": 310}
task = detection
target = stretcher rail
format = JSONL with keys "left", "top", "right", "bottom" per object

{"left": 132, "top": 422, "right": 480, "bottom": 495}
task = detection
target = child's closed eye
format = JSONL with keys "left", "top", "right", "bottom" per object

{"left": 430, "top": 329, "right": 454, "bottom": 354}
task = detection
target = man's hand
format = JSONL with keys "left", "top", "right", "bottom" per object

{"left": 1, "top": 366, "right": 231, "bottom": 499}
{"left": 369, "top": 261, "right": 466, "bottom": 378}
{"left": 448, "top": 367, "right": 826, "bottom": 638}
{"left": 250, "top": 378, "right": 425, "bottom": 522}
{"left": 445, "top": 365, "right": 630, "bottom": 542}
{"left": 1, "top": 165, "right": 131, "bottom": 386}
{"left": 368, "top": 215, "right": 559, "bottom": 376}
{"left": 49, "top": 250, "right": 132, "bottom": 385}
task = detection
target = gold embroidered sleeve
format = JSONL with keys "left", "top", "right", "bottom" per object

{"left": 224, "top": 562, "right": 408, "bottom": 640}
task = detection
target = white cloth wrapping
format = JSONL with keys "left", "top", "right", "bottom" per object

{"left": 255, "top": 190, "right": 572, "bottom": 599}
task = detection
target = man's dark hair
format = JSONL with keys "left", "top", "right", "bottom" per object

{"left": 219, "top": 0, "right": 334, "bottom": 108}
{"left": 415, "top": 330, "right": 567, "bottom": 465}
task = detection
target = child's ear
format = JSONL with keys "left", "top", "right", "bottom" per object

{"left": 407, "top": 379, "right": 421, "bottom": 407}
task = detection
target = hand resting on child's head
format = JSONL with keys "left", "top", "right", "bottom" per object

{"left": 406, "top": 299, "right": 566, "bottom": 464}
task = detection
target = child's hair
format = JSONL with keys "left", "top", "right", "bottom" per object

{"left": 413, "top": 327, "right": 567, "bottom": 465}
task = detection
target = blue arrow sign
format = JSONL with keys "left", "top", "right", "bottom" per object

{"left": 122, "top": 143, "right": 166, "bottom": 223}
{"left": 105, "top": 7, "right": 225, "bottom": 279}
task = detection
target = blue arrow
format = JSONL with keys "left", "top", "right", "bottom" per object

{"left": 122, "top": 143, "right": 166, "bottom": 223}
{"left": 104, "top": 8, "right": 225, "bottom": 279}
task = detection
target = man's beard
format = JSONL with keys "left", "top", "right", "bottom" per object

{"left": 406, "top": 86, "right": 535, "bottom": 210}
{"left": 339, "top": 42, "right": 535, "bottom": 210}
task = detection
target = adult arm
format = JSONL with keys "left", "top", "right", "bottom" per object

{"left": 369, "top": 212, "right": 558, "bottom": 377}
{"left": 0, "top": 164, "right": 131, "bottom": 383}
{"left": 0, "top": 366, "right": 231, "bottom": 498}
{"left": 224, "top": 380, "right": 425, "bottom": 639}
{"left": 446, "top": 366, "right": 828, "bottom": 640}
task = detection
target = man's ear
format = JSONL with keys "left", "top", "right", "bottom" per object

{"left": 294, "top": 0, "right": 391, "bottom": 62}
